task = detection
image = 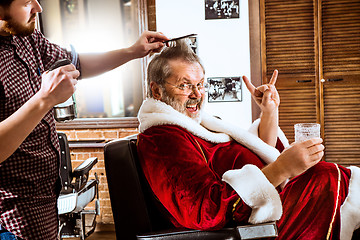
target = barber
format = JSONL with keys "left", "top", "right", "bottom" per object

{"left": 0, "top": 0, "right": 168, "bottom": 239}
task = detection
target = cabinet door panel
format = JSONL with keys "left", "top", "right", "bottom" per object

{"left": 262, "top": 0, "right": 360, "bottom": 165}
{"left": 262, "top": 0, "right": 317, "bottom": 78}
{"left": 321, "top": 0, "right": 360, "bottom": 76}
{"left": 278, "top": 87, "right": 317, "bottom": 143}
{"left": 323, "top": 82, "right": 360, "bottom": 166}
{"left": 321, "top": 0, "right": 360, "bottom": 165}
{"left": 262, "top": 0, "right": 318, "bottom": 142}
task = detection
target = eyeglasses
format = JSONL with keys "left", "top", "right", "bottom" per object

{"left": 165, "top": 81, "right": 209, "bottom": 94}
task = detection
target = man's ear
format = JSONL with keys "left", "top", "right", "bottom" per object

{"left": 150, "top": 82, "right": 163, "bottom": 100}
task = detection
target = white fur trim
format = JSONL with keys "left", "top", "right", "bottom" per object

{"left": 248, "top": 118, "right": 290, "bottom": 188}
{"left": 222, "top": 165, "right": 282, "bottom": 223}
{"left": 340, "top": 166, "right": 360, "bottom": 240}
{"left": 138, "top": 98, "right": 288, "bottom": 165}
{"left": 138, "top": 99, "right": 231, "bottom": 143}
{"left": 248, "top": 118, "right": 289, "bottom": 148}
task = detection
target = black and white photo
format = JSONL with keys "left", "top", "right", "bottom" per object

{"left": 205, "top": 0, "right": 240, "bottom": 20}
{"left": 207, "top": 77, "right": 242, "bottom": 102}
{"left": 188, "top": 36, "right": 198, "bottom": 54}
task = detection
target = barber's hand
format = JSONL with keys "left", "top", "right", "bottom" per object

{"left": 128, "top": 31, "right": 169, "bottom": 58}
{"left": 39, "top": 64, "right": 80, "bottom": 107}
{"left": 243, "top": 70, "right": 280, "bottom": 113}
{"left": 276, "top": 138, "right": 324, "bottom": 179}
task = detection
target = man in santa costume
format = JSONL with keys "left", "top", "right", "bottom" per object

{"left": 136, "top": 39, "right": 360, "bottom": 239}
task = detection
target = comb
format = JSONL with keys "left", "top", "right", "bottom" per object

{"left": 163, "top": 34, "right": 197, "bottom": 44}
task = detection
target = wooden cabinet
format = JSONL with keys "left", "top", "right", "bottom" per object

{"left": 260, "top": 0, "right": 360, "bottom": 166}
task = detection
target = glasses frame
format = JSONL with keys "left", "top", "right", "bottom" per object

{"left": 165, "top": 81, "right": 209, "bottom": 94}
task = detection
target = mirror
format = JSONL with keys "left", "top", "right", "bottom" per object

{"left": 39, "top": 0, "right": 144, "bottom": 119}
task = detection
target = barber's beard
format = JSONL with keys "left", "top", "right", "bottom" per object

{"left": 2, "top": 14, "right": 36, "bottom": 36}
{"left": 161, "top": 91, "right": 204, "bottom": 123}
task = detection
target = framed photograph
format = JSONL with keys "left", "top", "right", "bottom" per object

{"left": 205, "top": 0, "right": 240, "bottom": 20}
{"left": 207, "top": 77, "right": 242, "bottom": 102}
{"left": 188, "top": 36, "right": 198, "bottom": 54}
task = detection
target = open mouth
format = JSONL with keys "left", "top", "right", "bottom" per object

{"left": 186, "top": 104, "right": 198, "bottom": 113}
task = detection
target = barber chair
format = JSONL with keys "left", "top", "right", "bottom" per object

{"left": 57, "top": 132, "right": 100, "bottom": 240}
{"left": 104, "top": 134, "right": 278, "bottom": 240}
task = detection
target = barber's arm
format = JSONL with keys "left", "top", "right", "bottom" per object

{"left": 79, "top": 31, "right": 169, "bottom": 79}
{"left": 0, "top": 65, "right": 79, "bottom": 163}
{"left": 243, "top": 70, "right": 279, "bottom": 147}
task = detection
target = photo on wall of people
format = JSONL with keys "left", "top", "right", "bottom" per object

{"left": 188, "top": 36, "right": 198, "bottom": 54}
{"left": 204, "top": 0, "right": 240, "bottom": 20}
{"left": 207, "top": 77, "right": 242, "bottom": 102}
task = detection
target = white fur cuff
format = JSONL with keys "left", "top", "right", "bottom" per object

{"left": 222, "top": 164, "right": 282, "bottom": 224}
{"left": 340, "top": 166, "right": 360, "bottom": 240}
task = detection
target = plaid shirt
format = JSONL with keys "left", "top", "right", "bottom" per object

{"left": 0, "top": 29, "right": 79, "bottom": 239}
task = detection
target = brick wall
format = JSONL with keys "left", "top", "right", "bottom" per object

{"left": 57, "top": 128, "right": 139, "bottom": 224}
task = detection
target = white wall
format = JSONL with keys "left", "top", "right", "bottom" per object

{"left": 156, "top": 0, "right": 252, "bottom": 128}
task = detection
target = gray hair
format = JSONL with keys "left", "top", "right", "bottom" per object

{"left": 146, "top": 39, "right": 205, "bottom": 97}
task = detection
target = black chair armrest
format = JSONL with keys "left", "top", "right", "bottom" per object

{"left": 236, "top": 221, "right": 278, "bottom": 239}
{"left": 137, "top": 228, "right": 237, "bottom": 240}
{"left": 73, "top": 157, "right": 98, "bottom": 178}
{"left": 137, "top": 222, "right": 278, "bottom": 240}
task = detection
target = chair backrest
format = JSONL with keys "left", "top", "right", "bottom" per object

{"left": 104, "top": 135, "right": 173, "bottom": 240}
{"left": 58, "top": 132, "right": 73, "bottom": 193}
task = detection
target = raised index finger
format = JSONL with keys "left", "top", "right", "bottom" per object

{"left": 242, "top": 75, "right": 256, "bottom": 95}
{"left": 268, "top": 69, "right": 278, "bottom": 85}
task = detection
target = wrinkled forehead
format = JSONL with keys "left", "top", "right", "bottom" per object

{"left": 167, "top": 58, "right": 204, "bottom": 72}
{"left": 167, "top": 60, "right": 205, "bottom": 83}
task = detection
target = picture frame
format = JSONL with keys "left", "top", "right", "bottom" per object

{"left": 188, "top": 36, "right": 198, "bottom": 54}
{"left": 205, "top": 0, "right": 240, "bottom": 20}
{"left": 207, "top": 77, "right": 242, "bottom": 102}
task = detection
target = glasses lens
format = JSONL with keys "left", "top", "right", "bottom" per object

{"left": 168, "top": 82, "right": 208, "bottom": 94}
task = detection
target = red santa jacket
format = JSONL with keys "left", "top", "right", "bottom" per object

{"left": 137, "top": 98, "right": 360, "bottom": 239}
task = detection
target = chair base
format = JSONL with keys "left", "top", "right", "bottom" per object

{"left": 58, "top": 177, "right": 100, "bottom": 240}
{"left": 59, "top": 209, "right": 98, "bottom": 240}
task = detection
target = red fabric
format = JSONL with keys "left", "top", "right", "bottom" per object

{"left": 276, "top": 161, "right": 350, "bottom": 240}
{"left": 137, "top": 124, "right": 351, "bottom": 239}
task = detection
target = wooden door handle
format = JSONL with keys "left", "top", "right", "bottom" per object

{"left": 296, "top": 80, "right": 312, "bottom": 83}
{"left": 327, "top": 78, "right": 343, "bottom": 82}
